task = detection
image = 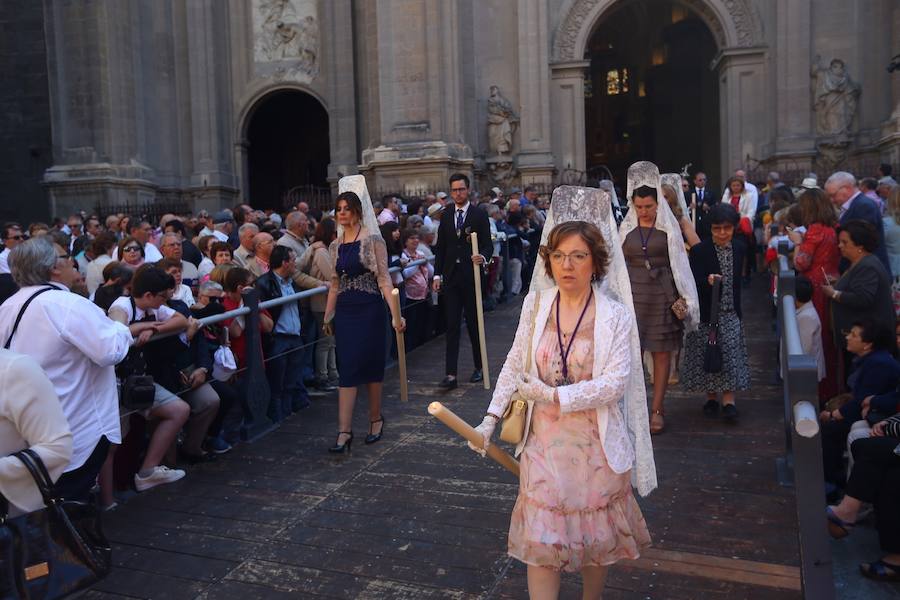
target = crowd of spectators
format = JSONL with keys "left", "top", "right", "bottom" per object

{"left": 752, "top": 163, "right": 900, "bottom": 582}
{"left": 0, "top": 185, "right": 544, "bottom": 514}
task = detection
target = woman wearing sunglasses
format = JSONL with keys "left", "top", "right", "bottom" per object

{"left": 117, "top": 236, "right": 145, "bottom": 269}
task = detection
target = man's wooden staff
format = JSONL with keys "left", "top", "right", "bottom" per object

{"left": 390, "top": 289, "right": 408, "bottom": 402}
{"left": 427, "top": 402, "right": 519, "bottom": 477}
{"left": 470, "top": 232, "right": 490, "bottom": 390}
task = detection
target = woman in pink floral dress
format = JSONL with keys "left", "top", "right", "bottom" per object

{"left": 470, "top": 214, "right": 652, "bottom": 599}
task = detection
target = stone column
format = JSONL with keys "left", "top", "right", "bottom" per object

{"left": 324, "top": 0, "right": 359, "bottom": 185}
{"left": 358, "top": 0, "right": 473, "bottom": 193}
{"left": 773, "top": 0, "right": 815, "bottom": 162}
{"left": 185, "top": 0, "right": 239, "bottom": 207}
{"left": 550, "top": 61, "right": 589, "bottom": 176}
{"left": 516, "top": 0, "right": 555, "bottom": 184}
{"left": 715, "top": 48, "right": 767, "bottom": 184}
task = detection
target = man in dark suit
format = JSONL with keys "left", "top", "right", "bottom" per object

{"left": 432, "top": 173, "right": 493, "bottom": 389}
{"left": 689, "top": 171, "right": 717, "bottom": 240}
{"left": 826, "top": 171, "right": 892, "bottom": 276}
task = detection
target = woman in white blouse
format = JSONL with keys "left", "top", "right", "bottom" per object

{"left": 469, "top": 185, "right": 656, "bottom": 599}
{"left": 0, "top": 349, "right": 73, "bottom": 516}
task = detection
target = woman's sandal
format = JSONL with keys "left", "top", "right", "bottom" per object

{"left": 826, "top": 506, "right": 855, "bottom": 539}
{"left": 859, "top": 559, "right": 900, "bottom": 582}
{"left": 650, "top": 410, "right": 665, "bottom": 435}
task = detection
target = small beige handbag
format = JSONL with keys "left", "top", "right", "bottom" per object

{"left": 499, "top": 301, "right": 538, "bottom": 445}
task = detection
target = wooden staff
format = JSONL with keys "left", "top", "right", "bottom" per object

{"left": 691, "top": 192, "right": 697, "bottom": 229}
{"left": 427, "top": 402, "right": 519, "bottom": 477}
{"left": 470, "top": 232, "right": 490, "bottom": 390}
{"left": 390, "top": 288, "right": 408, "bottom": 402}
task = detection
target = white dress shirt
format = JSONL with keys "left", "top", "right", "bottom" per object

{"left": 0, "top": 248, "right": 10, "bottom": 274}
{"left": 796, "top": 301, "right": 826, "bottom": 382}
{"left": 85, "top": 254, "right": 113, "bottom": 295}
{"left": 0, "top": 284, "right": 133, "bottom": 471}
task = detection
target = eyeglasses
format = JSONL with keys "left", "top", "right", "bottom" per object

{"left": 548, "top": 251, "right": 590, "bottom": 265}
{"left": 450, "top": 187, "right": 467, "bottom": 194}
{"left": 123, "top": 246, "right": 141, "bottom": 252}
{"left": 5, "top": 235, "right": 23, "bottom": 241}
{"left": 57, "top": 253, "right": 71, "bottom": 261}
{"left": 203, "top": 296, "right": 223, "bottom": 304}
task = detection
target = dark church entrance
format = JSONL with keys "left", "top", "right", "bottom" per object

{"left": 584, "top": 1, "right": 719, "bottom": 184}
{"left": 245, "top": 89, "right": 330, "bottom": 210}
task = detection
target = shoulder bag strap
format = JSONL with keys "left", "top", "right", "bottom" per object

{"left": 4, "top": 286, "right": 55, "bottom": 349}
{"left": 707, "top": 278, "right": 722, "bottom": 343}
{"left": 524, "top": 294, "right": 539, "bottom": 375}
{"left": 12, "top": 449, "right": 56, "bottom": 507}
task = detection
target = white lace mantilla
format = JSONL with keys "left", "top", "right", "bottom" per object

{"left": 492, "top": 184, "right": 658, "bottom": 497}
{"left": 620, "top": 161, "right": 700, "bottom": 330}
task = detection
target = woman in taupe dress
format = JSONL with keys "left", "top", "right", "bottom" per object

{"left": 623, "top": 186, "right": 685, "bottom": 433}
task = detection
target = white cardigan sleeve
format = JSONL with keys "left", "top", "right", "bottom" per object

{"left": 487, "top": 291, "right": 538, "bottom": 417}
{"left": 556, "top": 301, "right": 633, "bottom": 413}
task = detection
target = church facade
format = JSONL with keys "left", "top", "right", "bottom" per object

{"left": 3, "top": 0, "right": 899, "bottom": 220}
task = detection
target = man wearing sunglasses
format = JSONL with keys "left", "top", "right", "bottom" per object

{"left": 0, "top": 223, "right": 25, "bottom": 275}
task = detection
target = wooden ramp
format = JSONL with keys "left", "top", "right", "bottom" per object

{"left": 82, "top": 279, "right": 802, "bottom": 599}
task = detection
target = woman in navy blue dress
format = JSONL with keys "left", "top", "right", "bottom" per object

{"left": 324, "top": 182, "right": 405, "bottom": 453}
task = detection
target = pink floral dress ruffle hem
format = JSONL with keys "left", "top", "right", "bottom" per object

{"left": 507, "top": 308, "right": 651, "bottom": 572}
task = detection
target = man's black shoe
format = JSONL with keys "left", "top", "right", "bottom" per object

{"left": 438, "top": 376, "right": 458, "bottom": 390}
{"left": 469, "top": 369, "right": 483, "bottom": 383}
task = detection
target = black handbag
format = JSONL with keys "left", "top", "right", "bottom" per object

{"left": 0, "top": 449, "right": 111, "bottom": 599}
{"left": 115, "top": 297, "right": 155, "bottom": 411}
{"left": 703, "top": 278, "right": 724, "bottom": 373}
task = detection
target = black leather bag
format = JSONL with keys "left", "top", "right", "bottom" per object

{"left": 0, "top": 449, "right": 111, "bottom": 599}
{"left": 115, "top": 297, "right": 155, "bottom": 411}
{"left": 703, "top": 278, "right": 724, "bottom": 374}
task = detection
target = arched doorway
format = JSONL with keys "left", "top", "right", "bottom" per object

{"left": 583, "top": 1, "right": 720, "bottom": 181}
{"left": 245, "top": 89, "right": 330, "bottom": 210}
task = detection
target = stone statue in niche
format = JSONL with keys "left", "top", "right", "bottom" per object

{"left": 253, "top": 0, "right": 318, "bottom": 81}
{"left": 487, "top": 86, "right": 519, "bottom": 155}
{"left": 811, "top": 56, "right": 861, "bottom": 138}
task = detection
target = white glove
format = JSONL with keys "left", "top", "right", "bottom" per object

{"left": 517, "top": 374, "right": 556, "bottom": 404}
{"left": 467, "top": 415, "right": 497, "bottom": 457}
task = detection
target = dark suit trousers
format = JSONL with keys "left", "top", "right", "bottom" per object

{"left": 847, "top": 437, "right": 900, "bottom": 552}
{"left": 443, "top": 272, "right": 482, "bottom": 375}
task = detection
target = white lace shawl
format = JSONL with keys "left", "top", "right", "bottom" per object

{"left": 496, "top": 185, "right": 657, "bottom": 497}
{"left": 598, "top": 180, "right": 624, "bottom": 225}
{"left": 336, "top": 174, "right": 387, "bottom": 275}
{"left": 660, "top": 173, "right": 689, "bottom": 219}
{"left": 620, "top": 161, "right": 700, "bottom": 330}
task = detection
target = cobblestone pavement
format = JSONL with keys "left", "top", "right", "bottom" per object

{"left": 76, "top": 278, "right": 877, "bottom": 599}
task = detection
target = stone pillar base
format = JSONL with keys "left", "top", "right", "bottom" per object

{"left": 360, "top": 142, "right": 474, "bottom": 196}
{"left": 43, "top": 163, "right": 238, "bottom": 218}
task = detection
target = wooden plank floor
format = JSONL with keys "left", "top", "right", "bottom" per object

{"left": 81, "top": 278, "right": 804, "bottom": 599}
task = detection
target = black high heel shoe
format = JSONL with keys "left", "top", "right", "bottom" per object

{"left": 328, "top": 431, "right": 353, "bottom": 453}
{"left": 365, "top": 416, "right": 385, "bottom": 445}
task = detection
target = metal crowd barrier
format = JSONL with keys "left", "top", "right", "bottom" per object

{"left": 139, "top": 245, "right": 523, "bottom": 439}
{"left": 775, "top": 243, "right": 835, "bottom": 600}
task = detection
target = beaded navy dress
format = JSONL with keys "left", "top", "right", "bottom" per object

{"left": 332, "top": 236, "right": 389, "bottom": 387}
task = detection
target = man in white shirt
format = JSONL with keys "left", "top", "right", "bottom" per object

{"left": 211, "top": 211, "right": 234, "bottom": 243}
{"left": 160, "top": 233, "right": 199, "bottom": 286}
{"left": 0, "top": 223, "right": 25, "bottom": 274}
{"left": 794, "top": 276, "right": 826, "bottom": 382}
{"left": 0, "top": 237, "right": 133, "bottom": 501}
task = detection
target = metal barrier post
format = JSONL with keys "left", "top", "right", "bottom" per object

{"left": 240, "top": 287, "right": 274, "bottom": 441}
{"left": 781, "top": 294, "right": 835, "bottom": 599}
{"left": 776, "top": 251, "right": 796, "bottom": 485}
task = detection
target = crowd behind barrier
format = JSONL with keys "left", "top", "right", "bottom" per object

{"left": 3, "top": 167, "right": 900, "bottom": 591}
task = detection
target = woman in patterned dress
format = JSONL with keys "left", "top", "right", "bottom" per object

{"left": 469, "top": 218, "right": 651, "bottom": 599}
{"left": 681, "top": 203, "right": 751, "bottom": 422}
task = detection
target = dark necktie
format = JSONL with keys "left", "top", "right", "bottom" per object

{"left": 456, "top": 209, "right": 464, "bottom": 233}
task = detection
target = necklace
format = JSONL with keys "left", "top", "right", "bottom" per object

{"left": 637, "top": 223, "right": 655, "bottom": 270}
{"left": 555, "top": 290, "right": 593, "bottom": 385}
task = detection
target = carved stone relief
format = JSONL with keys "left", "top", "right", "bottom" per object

{"left": 552, "top": 0, "right": 762, "bottom": 62}
{"left": 811, "top": 56, "right": 861, "bottom": 139}
{"left": 253, "top": 0, "right": 318, "bottom": 82}
{"left": 486, "top": 86, "right": 519, "bottom": 156}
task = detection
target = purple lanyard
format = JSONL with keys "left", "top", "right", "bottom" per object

{"left": 555, "top": 290, "right": 593, "bottom": 384}
{"left": 637, "top": 225, "right": 654, "bottom": 270}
